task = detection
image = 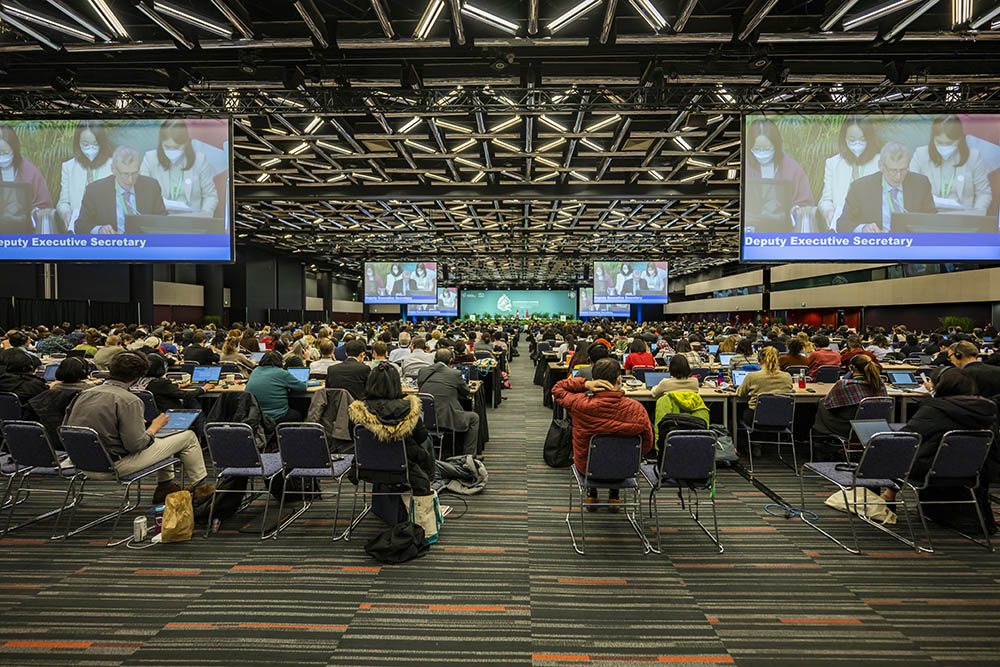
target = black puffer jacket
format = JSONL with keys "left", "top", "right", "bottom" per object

{"left": 348, "top": 395, "right": 434, "bottom": 495}
{"left": 903, "top": 395, "right": 998, "bottom": 480}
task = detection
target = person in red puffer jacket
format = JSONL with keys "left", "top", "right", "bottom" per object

{"left": 551, "top": 357, "right": 653, "bottom": 510}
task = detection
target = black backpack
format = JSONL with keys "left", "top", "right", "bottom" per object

{"left": 543, "top": 416, "right": 573, "bottom": 468}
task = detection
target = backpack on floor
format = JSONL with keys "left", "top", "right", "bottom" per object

{"left": 544, "top": 416, "right": 573, "bottom": 468}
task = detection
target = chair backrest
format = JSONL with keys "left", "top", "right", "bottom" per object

{"left": 536, "top": 341, "right": 551, "bottom": 354}
{"left": 205, "top": 423, "right": 263, "bottom": 470}
{"left": 2, "top": 420, "right": 60, "bottom": 468}
{"left": 457, "top": 363, "right": 479, "bottom": 382}
{"left": 131, "top": 389, "right": 159, "bottom": 425}
{"left": 630, "top": 367, "right": 654, "bottom": 382}
{"left": 219, "top": 362, "right": 242, "bottom": 375}
{"left": 690, "top": 367, "right": 713, "bottom": 381}
{"left": 661, "top": 430, "right": 716, "bottom": 482}
{"left": 417, "top": 393, "right": 438, "bottom": 432}
{"left": 474, "top": 351, "right": 492, "bottom": 359}
{"left": 584, "top": 434, "right": 641, "bottom": 482}
{"left": 353, "top": 425, "right": 408, "bottom": 479}
{"left": 925, "top": 430, "right": 993, "bottom": 480}
{"left": 179, "top": 362, "right": 196, "bottom": 377}
{"left": 0, "top": 391, "right": 22, "bottom": 422}
{"left": 276, "top": 422, "right": 332, "bottom": 470}
{"left": 91, "top": 370, "right": 111, "bottom": 379}
{"left": 58, "top": 425, "right": 116, "bottom": 474}
{"left": 855, "top": 431, "right": 921, "bottom": 483}
{"left": 752, "top": 393, "right": 795, "bottom": 428}
{"left": 854, "top": 396, "right": 894, "bottom": 421}
{"left": 786, "top": 365, "right": 809, "bottom": 377}
{"left": 813, "top": 365, "right": 842, "bottom": 383}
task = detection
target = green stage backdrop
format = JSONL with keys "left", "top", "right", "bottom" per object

{"left": 460, "top": 290, "right": 577, "bottom": 318}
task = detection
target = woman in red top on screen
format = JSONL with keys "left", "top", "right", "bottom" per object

{"left": 0, "top": 124, "right": 54, "bottom": 221}
{"left": 623, "top": 337, "right": 655, "bottom": 373}
{"left": 746, "top": 117, "right": 814, "bottom": 224}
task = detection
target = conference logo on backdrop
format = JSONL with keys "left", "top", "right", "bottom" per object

{"left": 497, "top": 294, "right": 512, "bottom": 312}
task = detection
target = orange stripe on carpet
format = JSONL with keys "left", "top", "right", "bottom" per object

{"left": 558, "top": 578, "right": 627, "bottom": 584}
{"left": 230, "top": 565, "right": 293, "bottom": 571}
{"left": 428, "top": 604, "right": 508, "bottom": 611}
{"left": 4, "top": 640, "right": 93, "bottom": 648}
{"left": 341, "top": 566, "right": 381, "bottom": 572}
{"left": 532, "top": 654, "right": 590, "bottom": 661}
{"left": 134, "top": 570, "right": 201, "bottom": 575}
{"left": 779, "top": 618, "right": 861, "bottom": 624}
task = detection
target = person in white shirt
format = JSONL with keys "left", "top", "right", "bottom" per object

{"left": 308, "top": 339, "right": 338, "bottom": 376}
{"left": 818, "top": 115, "right": 881, "bottom": 229}
{"left": 401, "top": 337, "right": 435, "bottom": 377}
{"left": 57, "top": 120, "right": 113, "bottom": 229}
{"left": 140, "top": 119, "right": 218, "bottom": 217}
{"left": 909, "top": 113, "right": 992, "bottom": 215}
{"left": 412, "top": 264, "right": 435, "bottom": 295}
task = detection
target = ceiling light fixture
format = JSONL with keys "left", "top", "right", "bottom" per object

{"left": 86, "top": 0, "right": 128, "bottom": 39}
{"left": 461, "top": 3, "right": 519, "bottom": 34}
{"left": 153, "top": 0, "right": 232, "bottom": 37}
{"left": 452, "top": 138, "right": 477, "bottom": 152}
{"left": 970, "top": 2, "right": 1000, "bottom": 28}
{"left": 398, "top": 117, "right": 422, "bottom": 133}
{"left": 584, "top": 114, "right": 621, "bottom": 132}
{"left": 368, "top": 0, "right": 395, "bottom": 38}
{"left": 404, "top": 139, "right": 437, "bottom": 153}
{"left": 210, "top": 0, "right": 253, "bottom": 39}
{"left": 490, "top": 116, "right": 521, "bottom": 132}
{"left": 737, "top": 0, "right": 778, "bottom": 40}
{"left": 687, "top": 158, "right": 714, "bottom": 168}
{"left": 137, "top": 4, "right": 193, "bottom": 48}
{"left": 539, "top": 114, "right": 568, "bottom": 131}
{"left": 678, "top": 171, "right": 710, "bottom": 182}
{"left": 492, "top": 139, "right": 520, "bottom": 152}
{"left": 292, "top": 0, "right": 328, "bottom": 48}
{"left": 842, "top": 0, "right": 925, "bottom": 30}
{"left": 883, "top": 0, "right": 940, "bottom": 41}
{"left": 435, "top": 119, "right": 472, "bottom": 133}
{"left": 535, "top": 171, "right": 559, "bottom": 182}
{"left": 3, "top": 2, "right": 95, "bottom": 41}
{"left": 628, "top": 0, "right": 669, "bottom": 31}
{"left": 952, "top": 0, "right": 972, "bottom": 24}
{"left": 260, "top": 158, "right": 280, "bottom": 167}
{"left": 304, "top": 116, "right": 323, "bottom": 133}
{"left": 649, "top": 169, "right": 664, "bottom": 180}
{"left": 569, "top": 170, "right": 589, "bottom": 182}
{"left": 547, "top": 0, "right": 602, "bottom": 34}
{"left": 673, "top": 136, "right": 692, "bottom": 150}
{"left": 414, "top": 0, "right": 444, "bottom": 39}
{"left": 288, "top": 142, "right": 309, "bottom": 155}
{"left": 580, "top": 138, "right": 603, "bottom": 151}
{"left": 0, "top": 8, "right": 61, "bottom": 49}
{"left": 44, "top": 0, "right": 110, "bottom": 41}
{"left": 537, "top": 138, "right": 566, "bottom": 152}
{"left": 819, "top": 0, "right": 860, "bottom": 30}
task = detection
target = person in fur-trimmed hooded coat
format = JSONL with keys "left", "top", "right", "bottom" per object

{"left": 348, "top": 361, "right": 435, "bottom": 496}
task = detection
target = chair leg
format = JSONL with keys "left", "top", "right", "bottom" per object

{"left": 970, "top": 487, "right": 994, "bottom": 552}
{"left": 106, "top": 481, "right": 136, "bottom": 547}
{"left": 564, "top": 480, "right": 585, "bottom": 555}
{"left": 203, "top": 474, "right": 222, "bottom": 538}
{"left": 0, "top": 473, "right": 27, "bottom": 536}
{"left": 260, "top": 475, "right": 276, "bottom": 540}
{"left": 626, "top": 486, "right": 651, "bottom": 554}
{"left": 332, "top": 476, "right": 347, "bottom": 541}
{"left": 797, "top": 469, "right": 862, "bottom": 555}
{"left": 649, "top": 486, "right": 662, "bottom": 555}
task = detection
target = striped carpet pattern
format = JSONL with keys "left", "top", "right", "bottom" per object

{"left": 1, "top": 338, "right": 999, "bottom": 666}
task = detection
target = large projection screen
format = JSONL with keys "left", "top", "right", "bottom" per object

{"left": 0, "top": 117, "right": 232, "bottom": 261}
{"left": 408, "top": 287, "right": 459, "bottom": 316}
{"left": 593, "top": 260, "right": 669, "bottom": 303}
{"left": 578, "top": 287, "right": 630, "bottom": 317}
{"left": 742, "top": 113, "right": 1000, "bottom": 262}
{"left": 364, "top": 261, "right": 438, "bottom": 304}
{"left": 460, "top": 289, "right": 576, "bottom": 318}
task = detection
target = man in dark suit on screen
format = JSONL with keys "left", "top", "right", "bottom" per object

{"left": 837, "top": 141, "right": 936, "bottom": 233}
{"left": 75, "top": 145, "right": 166, "bottom": 234}
{"left": 417, "top": 348, "right": 480, "bottom": 456}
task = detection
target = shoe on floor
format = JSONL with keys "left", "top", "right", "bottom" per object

{"left": 153, "top": 482, "right": 182, "bottom": 504}
{"left": 584, "top": 495, "right": 599, "bottom": 512}
{"left": 186, "top": 482, "right": 216, "bottom": 505}
{"left": 607, "top": 497, "right": 621, "bottom": 513}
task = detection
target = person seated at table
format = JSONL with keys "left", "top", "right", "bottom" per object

{"left": 245, "top": 350, "right": 308, "bottom": 424}
{"left": 72, "top": 332, "right": 99, "bottom": 357}
{"left": 778, "top": 337, "right": 810, "bottom": 371}
{"left": 865, "top": 334, "right": 893, "bottom": 362}
{"left": 348, "top": 362, "right": 436, "bottom": 498}
{"left": 839, "top": 335, "right": 877, "bottom": 368}
{"left": 0, "top": 348, "right": 47, "bottom": 404}
{"left": 728, "top": 338, "right": 759, "bottom": 372}
{"left": 132, "top": 353, "right": 212, "bottom": 412}
{"left": 388, "top": 332, "right": 412, "bottom": 364}
{"left": 25, "top": 357, "right": 91, "bottom": 444}
{"left": 881, "top": 367, "right": 997, "bottom": 534}
{"left": 0, "top": 123, "right": 54, "bottom": 218}
{"left": 650, "top": 354, "right": 700, "bottom": 399}
{"left": 401, "top": 337, "right": 435, "bottom": 377}
{"left": 63, "top": 350, "right": 212, "bottom": 504}
{"left": 452, "top": 340, "right": 476, "bottom": 365}
{"left": 909, "top": 114, "right": 992, "bottom": 215}
{"left": 417, "top": 348, "right": 480, "bottom": 457}
{"left": 307, "top": 339, "right": 337, "bottom": 377}
{"left": 836, "top": 141, "right": 935, "bottom": 233}
{"left": 181, "top": 331, "right": 219, "bottom": 365}
{"left": 551, "top": 357, "right": 653, "bottom": 511}
{"left": 812, "top": 354, "right": 888, "bottom": 444}
{"left": 140, "top": 119, "right": 218, "bottom": 217}
{"left": 368, "top": 341, "right": 389, "bottom": 368}
{"left": 36, "top": 327, "right": 74, "bottom": 356}
{"left": 573, "top": 343, "right": 611, "bottom": 381}
{"left": 473, "top": 332, "right": 494, "bottom": 354}
{"left": 324, "top": 339, "right": 371, "bottom": 400}
{"left": 673, "top": 338, "right": 701, "bottom": 369}
{"left": 947, "top": 340, "right": 1000, "bottom": 398}
{"left": 219, "top": 336, "right": 255, "bottom": 376}
{"left": 736, "top": 347, "right": 793, "bottom": 435}
{"left": 807, "top": 335, "right": 841, "bottom": 377}
{"left": 900, "top": 333, "right": 923, "bottom": 358}
{"left": 623, "top": 338, "right": 655, "bottom": 373}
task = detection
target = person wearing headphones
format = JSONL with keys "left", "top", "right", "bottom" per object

{"left": 946, "top": 340, "right": 1000, "bottom": 398}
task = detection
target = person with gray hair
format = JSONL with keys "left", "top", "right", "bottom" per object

{"left": 837, "top": 139, "right": 935, "bottom": 233}
{"left": 75, "top": 144, "right": 166, "bottom": 233}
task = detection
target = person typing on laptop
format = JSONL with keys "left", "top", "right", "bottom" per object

{"left": 836, "top": 141, "right": 936, "bottom": 233}
{"left": 735, "top": 347, "right": 793, "bottom": 454}
{"left": 63, "top": 350, "right": 213, "bottom": 504}
{"left": 74, "top": 145, "right": 166, "bottom": 234}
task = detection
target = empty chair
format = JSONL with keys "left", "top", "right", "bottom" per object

{"left": 0, "top": 392, "right": 22, "bottom": 422}
{"left": 219, "top": 363, "right": 242, "bottom": 376}
{"left": 785, "top": 365, "right": 809, "bottom": 378}
{"left": 58, "top": 425, "right": 181, "bottom": 546}
{"left": 799, "top": 430, "right": 921, "bottom": 554}
{"left": 640, "top": 430, "right": 722, "bottom": 553}
{"left": 418, "top": 393, "right": 452, "bottom": 459}
{"left": 336, "top": 424, "right": 410, "bottom": 541}
{"left": 204, "top": 422, "right": 283, "bottom": 539}
{"left": 812, "top": 365, "right": 842, "bottom": 383}
{"left": 274, "top": 422, "right": 354, "bottom": 538}
{"left": 741, "top": 393, "right": 796, "bottom": 474}
{"left": 0, "top": 420, "right": 78, "bottom": 538}
{"left": 566, "top": 434, "right": 649, "bottom": 555}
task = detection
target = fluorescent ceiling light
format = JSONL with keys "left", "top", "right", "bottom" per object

{"left": 580, "top": 138, "right": 602, "bottom": 151}
{"left": 673, "top": 136, "right": 692, "bottom": 150}
{"left": 326, "top": 175, "right": 348, "bottom": 182}
{"left": 355, "top": 172, "right": 383, "bottom": 182}
{"left": 452, "top": 138, "right": 477, "bottom": 152}
{"left": 649, "top": 169, "right": 664, "bottom": 180}
{"left": 679, "top": 171, "right": 710, "bottom": 182}
{"left": 628, "top": 0, "right": 668, "bottom": 31}
{"left": 727, "top": 169, "right": 737, "bottom": 179}
{"left": 842, "top": 0, "right": 925, "bottom": 30}
{"left": 687, "top": 158, "right": 713, "bottom": 168}
{"left": 970, "top": 2, "right": 1000, "bottom": 28}
{"left": 539, "top": 114, "right": 568, "bottom": 131}
{"left": 2, "top": 2, "right": 95, "bottom": 41}
{"left": 210, "top": 0, "right": 253, "bottom": 39}
{"left": 87, "top": 0, "right": 128, "bottom": 38}
{"left": 952, "top": 0, "right": 972, "bottom": 24}
{"left": 884, "top": 0, "right": 939, "bottom": 41}
{"left": 404, "top": 139, "right": 437, "bottom": 153}
{"left": 569, "top": 170, "right": 589, "bottom": 182}
{"left": 153, "top": 0, "right": 232, "bottom": 37}
{"left": 584, "top": 114, "right": 621, "bottom": 132}
{"left": 293, "top": 0, "right": 328, "bottom": 48}
{"left": 414, "top": 0, "right": 444, "bottom": 39}
{"left": 435, "top": 119, "right": 472, "bottom": 133}
{"left": 547, "top": 0, "right": 602, "bottom": 33}
{"left": 819, "top": 0, "right": 860, "bottom": 30}
{"left": 399, "top": 117, "right": 422, "bottom": 133}
{"left": 470, "top": 171, "right": 487, "bottom": 183}
{"left": 44, "top": 0, "right": 111, "bottom": 41}
{"left": 256, "top": 173, "right": 270, "bottom": 182}
{"left": 316, "top": 140, "right": 352, "bottom": 154}
{"left": 455, "top": 157, "right": 484, "bottom": 169}
{"left": 490, "top": 116, "right": 521, "bottom": 132}
{"left": 492, "top": 139, "right": 520, "bottom": 152}
{"left": 0, "top": 8, "right": 61, "bottom": 49}
{"left": 288, "top": 142, "right": 309, "bottom": 155}
{"left": 426, "top": 172, "right": 451, "bottom": 182}
{"left": 304, "top": 116, "right": 323, "bottom": 133}
{"left": 536, "top": 156, "right": 560, "bottom": 168}
{"left": 260, "top": 158, "right": 280, "bottom": 167}
{"left": 535, "top": 171, "right": 559, "bottom": 182}
{"left": 461, "top": 3, "right": 519, "bottom": 34}
{"left": 537, "top": 138, "right": 566, "bottom": 152}
{"left": 369, "top": 0, "right": 394, "bottom": 38}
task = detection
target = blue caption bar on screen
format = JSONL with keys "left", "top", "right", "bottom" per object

{"left": 743, "top": 232, "right": 1000, "bottom": 261}
{"left": 366, "top": 295, "right": 437, "bottom": 304}
{"left": 0, "top": 234, "right": 231, "bottom": 261}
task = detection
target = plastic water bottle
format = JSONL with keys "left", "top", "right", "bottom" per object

{"left": 798, "top": 369, "right": 806, "bottom": 389}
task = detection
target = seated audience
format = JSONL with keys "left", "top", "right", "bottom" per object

{"left": 473, "top": 332, "right": 494, "bottom": 354}
{"left": 417, "top": 348, "right": 480, "bottom": 456}
{"left": 0, "top": 348, "right": 47, "bottom": 403}
{"left": 452, "top": 340, "right": 475, "bottom": 364}
{"left": 729, "top": 337, "right": 759, "bottom": 372}
{"left": 623, "top": 338, "right": 655, "bottom": 373}
{"left": 308, "top": 339, "right": 338, "bottom": 377}
{"left": 551, "top": 357, "right": 653, "bottom": 510}
{"left": 181, "top": 331, "right": 219, "bottom": 365}
{"left": 650, "top": 354, "right": 700, "bottom": 399}
{"left": 948, "top": 340, "right": 1000, "bottom": 397}
{"left": 674, "top": 339, "right": 702, "bottom": 368}
{"left": 388, "top": 332, "right": 412, "bottom": 364}
{"left": 27, "top": 357, "right": 91, "bottom": 443}
{"left": 324, "top": 339, "right": 371, "bottom": 400}
{"left": 900, "top": 334, "right": 923, "bottom": 358}
{"left": 573, "top": 343, "right": 611, "bottom": 381}
{"left": 368, "top": 341, "right": 389, "bottom": 367}
{"left": 36, "top": 328, "right": 74, "bottom": 356}
{"left": 864, "top": 334, "right": 892, "bottom": 362}
{"left": 245, "top": 350, "right": 308, "bottom": 423}
{"left": 401, "top": 337, "right": 435, "bottom": 377}
{"left": 736, "top": 347, "right": 793, "bottom": 429}
{"left": 778, "top": 337, "right": 810, "bottom": 371}
{"left": 812, "top": 354, "right": 888, "bottom": 442}
{"left": 807, "top": 334, "right": 841, "bottom": 376}
{"left": 132, "top": 353, "right": 210, "bottom": 412}
{"left": 219, "top": 337, "right": 256, "bottom": 375}
{"left": 63, "top": 351, "right": 212, "bottom": 504}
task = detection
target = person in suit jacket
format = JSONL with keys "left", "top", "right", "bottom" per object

{"left": 75, "top": 145, "right": 167, "bottom": 233}
{"left": 949, "top": 340, "right": 1000, "bottom": 398}
{"left": 417, "top": 348, "right": 480, "bottom": 456}
{"left": 837, "top": 141, "right": 936, "bottom": 233}
{"left": 180, "top": 331, "right": 220, "bottom": 365}
{"left": 325, "top": 339, "right": 371, "bottom": 400}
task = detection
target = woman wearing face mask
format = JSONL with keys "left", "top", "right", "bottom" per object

{"left": 745, "top": 118, "right": 814, "bottom": 228}
{"left": 57, "top": 120, "right": 113, "bottom": 229}
{"left": 818, "top": 115, "right": 881, "bottom": 229}
{"left": 909, "top": 114, "right": 992, "bottom": 215}
{"left": 0, "top": 124, "right": 54, "bottom": 223}
{"left": 140, "top": 120, "right": 218, "bottom": 216}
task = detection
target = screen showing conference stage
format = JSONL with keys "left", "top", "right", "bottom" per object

{"left": 742, "top": 113, "right": 1000, "bottom": 261}
{"left": 592, "top": 261, "right": 669, "bottom": 303}
{"left": 461, "top": 289, "right": 576, "bottom": 318}
{"left": 578, "top": 287, "right": 630, "bottom": 317}
{"left": 408, "top": 287, "right": 459, "bottom": 316}
{"left": 0, "top": 117, "right": 232, "bottom": 261}
{"left": 364, "top": 261, "right": 437, "bottom": 304}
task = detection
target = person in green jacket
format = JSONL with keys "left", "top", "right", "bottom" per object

{"left": 245, "top": 350, "right": 308, "bottom": 423}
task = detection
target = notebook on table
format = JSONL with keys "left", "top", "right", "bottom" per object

{"left": 886, "top": 370, "right": 920, "bottom": 388}
{"left": 155, "top": 409, "right": 201, "bottom": 438}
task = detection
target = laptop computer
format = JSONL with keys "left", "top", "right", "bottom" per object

{"left": 66, "top": 349, "right": 86, "bottom": 358}
{"left": 850, "top": 419, "right": 892, "bottom": 447}
{"left": 719, "top": 353, "right": 735, "bottom": 366}
{"left": 250, "top": 351, "right": 265, "bottom": 363}
{"left": 829, "top": 342, "right": 840, "bottom": 352}
{"left": 886, "top": 370, "right": 920, "bottom": 388}
{"left": 43, "top": 363, "right": 60, "bottom": 382}
{"left": 188, "top": 366, "right": 221, "bottom": 387}
{"left": 287, "top": 367, "right": 321, "bottom": 387}
{"left": 258, "top": 342, "right": 267, "bottom": 351}
{"left": 124, "top": 214, "right": 225, "bottom": 235}
{"left": 894, "top": 212, "right": 997, "bottom": 234}
{"left": 706, "top": 344, "right": 720, "bottom": 355}
{"left": 731, "top": 369, "right": 751, "bottom": 387}
{"left": 644, "top": 371, "right": 671, "bottom": 388}
{"left": 155, "top": 409, "right": 201, "bottom": 438}
{"left": 459, "top": 365, "right": 472, "bottom": 383}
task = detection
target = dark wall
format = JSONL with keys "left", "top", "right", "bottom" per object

{"left": 0, "top": 264, "right": 42, "bottom": 299}
{"left": 864, "top": 303, "right": 992, "bottom": 331}
{"left": 58, "top": 264, "right": 131, "bottom": 302}
{"left": 277, "top": 257, "right": 304, "bottom": 311}
{"left": 243, "top": 246, "right": 277, "bottom": 323}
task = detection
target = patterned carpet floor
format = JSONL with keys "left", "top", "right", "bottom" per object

{"left": 1, "top": 338, "right": 999, "bottom": 666}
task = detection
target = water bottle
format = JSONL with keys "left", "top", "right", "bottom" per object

{"left": 211, "top": 518, "right": 221, "bottom": 534}
{"left": 798, "top": 369, "right": 806, "bottom": 389}
{"left": 718, "top": 369, "right": 724, "bottom": 386}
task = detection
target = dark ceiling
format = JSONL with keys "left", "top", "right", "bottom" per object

{"left": 1, "top": 0, "right": 999, "bottom": 286}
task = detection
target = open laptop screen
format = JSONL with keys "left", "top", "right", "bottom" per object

{"left": 287, "top": 367, "right": 310, "bottom": 383}
{"left": 191, "top": 366, "right": 221, "bottom": 383}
